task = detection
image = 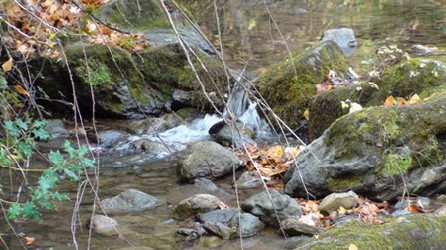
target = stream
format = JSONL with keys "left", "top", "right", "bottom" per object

{"left": 2, "top": 0, "right": 446, "bottom": 249}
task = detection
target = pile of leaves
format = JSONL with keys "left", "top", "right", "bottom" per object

{"left": 0, "top": 0, "right": 148, "bottom": 59}
{"left": 238, "top": 144, "right": 301, "bottom": 188}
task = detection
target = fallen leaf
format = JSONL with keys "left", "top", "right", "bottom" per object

{"left": 348, "top": 243, "right": 358, "bottom": 250}
{"left": 384, "top": 95, "right": 396, "bottom": 107}
{"left": 24, "top": 236, "right": 35, "bottom": 245}
{"left": 303, "top": 108, "right": 310, "bottom": 120}
{"left": 409, "top": 94, "right": 421, "bottom": 104}
{"left": 2, "top": 58, "right": 13, "bottom": 72}
{"left": 14, "top": 85, "right": 29, "bottom": 96}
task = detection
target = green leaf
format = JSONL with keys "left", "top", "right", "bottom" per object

{"left": 4, "top": 120, "right": 20, "bottom": 137}
{"left": 49, "top": 151, "right": 64, "bottom": 168}
{"left": 7, "top": 203, "right": 22, "bottom": 219}
{"left": 32, "top": 127, "right": 51, "bottom": 141}
{"left": 22, "top": 201, "right": 41, "bottom": 220}
{"left": 63, "top": 168, "right": 79, "bottom": 181}
{"left": 15, "top": 118, "right": 28, "bottom": 131}
{"left": 17, "top": 142, "right": 33, "bottom": 158}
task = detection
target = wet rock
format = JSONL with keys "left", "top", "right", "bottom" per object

{"left": 172, "top": 194, "right": 223, "bottom": 220}
{"left": 176, "top": 228, "right": 200, "bottom": 242}
{"left": 45, "top": 119, "right": 69, "bottom": 137}
{"left": 177, "top": 141, "right": 242, "bottom": 182}
{"left": 319, "top": 191, "right": 359, "bottom": 215}
{"left": 194, "top": 178, "right": 219, "bottom": 191}
{"left": 96, "top": 130, "right": 126, "bottom": 148}
{"left": 282, "top": 218, "right": 322, "bottom": 236}
{"left": 321, "top": 28, "right": 357, "bottom": 56}
{"left": 196, "top": 208, "right": 264, "bottom": 239}
{"left": 100, "top": 189, "right": 158, "bottom": 214}
{"left": 296, "top": 214, "right": 446, "bottom": 249}
{"left": 234, "top": 171, "right": 263, "bottom": 189}
{"left": 215, "top": 123, "right": 256, "bottom": 149}
{"left": 87, "top": 215, "right": 118, "bottom": 236}
{"left": 130, "top": 139, "right": 170, "bottom": 156}
{"left": 241, "top": 189, "right": 302, "bottom": 227}
{"left": 285, "top": 95, "right": 446, "bottom": 201}
{"left": 257, "top": 40, "right": 349, "bottom": 129}
{"left": 435, "top": 205, "right": 446, "bottom": 216}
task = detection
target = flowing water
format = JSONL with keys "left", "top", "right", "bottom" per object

{"left": 2, "top": 0, "right": 446, "bottom": 249}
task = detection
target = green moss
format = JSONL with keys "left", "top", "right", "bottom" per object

{"left": 297, "top": 214, "right": 446, "bottom": 249}
{"left": 257, "top": 41, "right": 349, "bottom": 128}
{"left": 326, "top": 176, "right": 364, "bottom": 191}
{"left": 73, "top": 59, "right": 111, "bottom": 86}
{"left": 380, "top": 150, "right": 413, "bottom": 176}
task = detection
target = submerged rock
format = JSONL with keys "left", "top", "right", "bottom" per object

{"left": 241, "top": 189, "right": 302, "bottom": 227}
{"left": 285, "top": 95, "right": 446, "bottom": 201}
{"left": 196, "top": 208, "right": 264, "bottom": 239}
{"left": 100, "top": 189, "right": 158, "bottom": 214}
{"left": 87, "top": 215, "right": 118, "bottom": 236}
{"left": 234, "top": 171, "right": 263, "bottom": 189}
{"left": 177, "top": 141, "right": 242, "bottom": 182}
{"left": 172, "top": 194, "right": 223, "bottom": 220}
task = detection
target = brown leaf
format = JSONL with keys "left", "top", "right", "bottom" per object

{"left": 14, "top": 85, "right": 29, "bottom": 96}
{"left": 383, "top": 95, "right": 396, "bottom": 107}
{"left": 2, "top": 58, "right": 13, "bottom": 72}
{"left": 24, "top": 236, "right": 35, "bottom": 245}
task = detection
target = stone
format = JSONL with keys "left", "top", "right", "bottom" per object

{"left": 196, "top": 208, "right": 264, "bottom": 239}
{"left": 45, "top": 119, "right": 69, "bottom": 137}
{"left": 282, "top": 218, "right": 322, "bottom": 236}
{"left": 215, "top": 123, "right": 256, "bottom": 149}
{"left": 321, "top": 28, "right": 357, "bottom": 56}
{"left": 177, "top": 141, "right": 242, "bottom": 182}
{"left": 96, "top": 130, "right": 126, "bottom": 148}
{"left": 319, "top": 191, "right": 359, "bottom": 215}
{"left": 87, "top": 215, "right": 118, "bottom": 236}
{"left": 241, "top": 189, "right": 302, "bottom": 227}
{"left": 172, "top": 194, "right": 223, "bottom": 220}
{"left": 234, "top": 171, "right": 263, "bottom": 189}
{"left": 100, "top": 189, "right": 158, "bottom": 214}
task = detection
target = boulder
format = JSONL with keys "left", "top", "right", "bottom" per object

{"left": 215, "top": 123, "right": 256, "bottom": 149}
{"left": 241, "top": 189, "right": 302, "bottom": 227}
{"left": 87, "top": 215, "right": 118, "bottom": 236}
{"left": 309, "top": 58, "right": 446, "bottom": 139}
{"left": 285, "top": 95, "right": 446, "bottom": 201}
{"left": 95, "top": 130, "right": 126, "bottom": 148}
{"left": 234, "top": 171, "right": 263, "bottom": 189}
{"left": 45, "top": 119, "right": 69, "bottom": 138}
{"left": 196, "top": 208, "right": 264, "bottom": 239}
{"left": 172, "top": 194, "right": 223, "bottom": 220}
{"left": 282, "top": 218, "right": 322, "bottom": 236}
{"left": 296, "top": 214, "right": 446, "bottom": 249}
{"left": 257, "top": 40, "right": 349, "bottom": 129}
{"left": 100, "top": 189, "right": 158, "bottom": 214}
{"left": 177, "top": 141, "right": 242, "bottom": 182}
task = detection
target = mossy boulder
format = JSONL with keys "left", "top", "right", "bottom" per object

{"left": 285, "top": 95, "right": 446, "bottom": 201}
{"left": 94, "top": 0, "right": 169, "bottom": 30}
{"left": 296, "top": 214, "right": 446, "bottom": 249}
{"left": 257, "top": 41, "right": 349, "bottom": 129}
{"left": 65, "top": 44, "right": 164, "bottom": 118}
{"left": 134, "top": 43, "right": 229, "bottom": 111}
{"left": 308, "top": 58, "right": 446, "bottom": 139}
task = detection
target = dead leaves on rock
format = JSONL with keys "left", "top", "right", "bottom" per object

{"left": 239, "top": 145, "right": 301, "bottom": 186}
{"left": 383, "top": 94, "right": 422, "bottom": 107}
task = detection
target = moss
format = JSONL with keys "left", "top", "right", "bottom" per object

{"left": 257, "top": 41, "right": 349, "bottom": 128}
{"left": 73, "top": 59, "right": 111, "bottom": 86}
{"left": 297, "top": 214, "right": 446, "bottom": 249}
{"left": 379, "top": 150, "right": 413, "bottom": 176}
{"left": 326, "top": 176, "right": 364, "bottom": 191}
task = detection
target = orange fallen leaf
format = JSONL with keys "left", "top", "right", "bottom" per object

{"left": 24, "top": 236, "right": 35, "bottom": 245}
{"left": 2, "top": 58, "right": 13, "bottom": 72}
{"left": 383, "top": 95, "right": 396, "bottom": 107}
{"left": 14, "top": 85, "right": 29, "bottom": 96}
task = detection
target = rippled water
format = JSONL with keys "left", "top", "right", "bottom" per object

{"left": 2, "top": 0, "right": 446, "bottom": 249}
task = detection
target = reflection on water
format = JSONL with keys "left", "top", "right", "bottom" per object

{"left": 186, "top": 0, "right": 446, "bottom": 72}
{"left": 3, "top": 0, "right": 446, "bottom": 249}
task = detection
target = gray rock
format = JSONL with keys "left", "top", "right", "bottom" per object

{"left": 177, "top": 141, "right": 242, "bottom": 182}
{"left": 234, "top": 171, "right": 263, "bottom": 189}
{"left": 45, "top": 119, "right": 69, "bottom": 137}
{"left": 194, "top": 178, "right": 219, "bottom": 191}
{"left": 321, "top": 28, "right": 357, "bottom": 56}
{"left": 435, "top": 205, "right": 446, "bottom": 216}
{"left": 176, "top": 228, "right": 200, "bottom": 242}
{"left": 172, "top": 194, "right": 223, "bottom": 220}
{"left": 100, "top": 189, "right": 158, "bottom": 214}
{"left": 241, "top": 189, "right": 302, "bottom": 227}
{"left": 282, "top": 218, "right": 322, "bottom": 236}
{"left": 319, "top": 191, "right": 359, "bottom": 215}
{"left": 130, "top": 139, "right": 170, "bottom": 156}
{"left": 196, "top": 208, "right": 264, "bottom": 239}
{"left": 97, "top": 130, "right": 126, "bottom": 148}
{"left": 215, "top": 123, "right": 256, "bottom": 149}
{"left": 87, "top": 215, "right": 118, "bottom": 236}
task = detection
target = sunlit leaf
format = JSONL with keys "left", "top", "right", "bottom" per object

{"left": 383, "top": 95, "right": 396, "bottom": 107}
{"left": 2, "top": 58, "right": 13, "bottom": 72}
{"left": 24, "top": 236, "right": 35, "bottom": 245}
{"left": 14, "top": 85, "right": 29, "bottom": 96}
